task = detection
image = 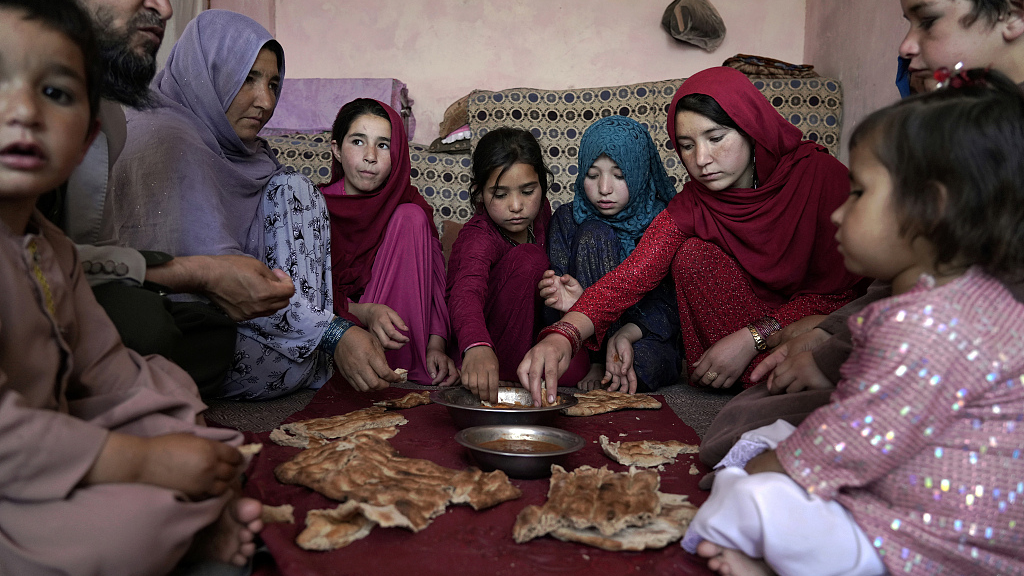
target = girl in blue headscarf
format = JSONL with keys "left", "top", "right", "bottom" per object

{"left": 541, "top": 115, "right": 682, "bottom": 391}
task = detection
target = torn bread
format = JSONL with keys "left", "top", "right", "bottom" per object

{"left": 599, "top": 435, "right": 699, "bottom": 467}
{"left": 275, "top": 429, "right": 521, "bottom": 536}
{"left": 564, "top": 389, "right": 662, "bottom": 416}
{"left": 296, "top": 501, "right": 375, "bottom": 551}
{"left": 373, "top": 391, "right": 431, "bottom": 410}
{"left": 261, "top": 504, "right": 295, "bottom": 524}
{"left": 269, "top": 407, "right": 407, "bottom": 448}
{"left": 513, "top": 465, "right": 696, "bottom": 551}
{"left": 513, "top": 465, "right": 661, "bottom": 541}
{"left": 393, "top": 368, "right": 409, "bottom": 382}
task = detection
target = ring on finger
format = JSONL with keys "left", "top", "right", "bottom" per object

{"left": 703, "top": 370, "right": 719, "bottom": 382}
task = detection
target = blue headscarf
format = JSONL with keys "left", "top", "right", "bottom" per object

{"left": 572, "top": 116, "right": 676, "bottom": 256}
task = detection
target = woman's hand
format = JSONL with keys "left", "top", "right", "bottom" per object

{"left": 348, "top": 302, "right": 410, "bottom": 350}
{"left": 463, "top": 345, "right": 500, "bottom": 403}
{"left": 603, "top": 323, "right": 643, "bottom": 394}
{"left": 765, "top": 349, "right": 834, "bottom": 395}
{"left": 689, "top": 327, "right": 758, "bottom": 389}
{"left": 538, "top": 270, "right": 583, "bottom": 313}
{"left": 333, "top": 326, "right": 400, "bottom": 391}
{"left": 426, "top": 335, "right": 459, "bottom": 386}
{"left": 518, "top": 334, "right": 573, "bottom": 406}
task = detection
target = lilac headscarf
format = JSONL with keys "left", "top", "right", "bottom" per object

{"left": 110, "top": 10, "right": 286, "bottom": 258}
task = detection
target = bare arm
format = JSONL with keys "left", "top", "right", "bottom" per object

{"left": 145, "top": 254, "right": 294, "bottom": 321}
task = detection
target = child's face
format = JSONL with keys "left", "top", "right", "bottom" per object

{"left": 674, "top": 110, "right": 755, "bottom": 192}
{"left": 899, "top": 0, "right": 1014, "bottom": 88}
{"left": 0, "top": 9, "right": 94, "bottom": 201}
{"left": 482, "top": 162, "right": 543, "bottom": 244}
{"left": 332, "top": 113, "right": 393, "bottom": 195}
{"left": 583, "top": 155, "right": 630, "bottom": 217}
{"left": 831, "top": 143, "right": 921, "bottom": 287}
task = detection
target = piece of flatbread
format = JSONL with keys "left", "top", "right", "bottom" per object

{"left": 296, "top": 501, "right": 375, "bottom": 551}
{"left": 373, "top": 391, "right": 431, "bottom": 410}
{"left": 269, "top": 406, "right": 407, "bottom": 448}
{"left": 599, "top": 435, "right": 699, "bottom": 467}
{"left": 564, "top": 389, "right": 662, "bottom": 416}
{"left": 548, "top": 492, "right": 697, "bottom": 551}
{"left": 261, "top": 504, "right": 294, "bottom": 524}
{"left": 238, "top": 443, "right": 263, "bottom": 457}
{"left": 275, "top": 429, "right": 521, "bottom": 536}
{"left": 393, "top": 368, "right": 409, "bottom": 382}
{"left": 513, "top": 465, "right": 696, "bottom": 551}
{"left": 513, "top": 465, "right": 661, "bottom": 541}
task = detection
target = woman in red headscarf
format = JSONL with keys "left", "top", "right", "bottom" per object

{"left": 520, "top": 67, "right": 863, "bottom": 404}
{"left": 321, "top": 99, "right": 458, "bottom": 390}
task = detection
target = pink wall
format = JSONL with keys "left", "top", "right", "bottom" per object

{"left": 214, "top": 0, "right": 807, "bottom": 142}
{"left": 803, "top": 0, "right": 907, "bottom": 163}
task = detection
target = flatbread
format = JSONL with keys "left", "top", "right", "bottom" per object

{"left": 296, "top": 501, "right": 375, "bottom": 551}
{"left": 393, "top": 368, "right": 409, "bottom": 382}
{"left": 238, "top": 443, "right": 263, "bottom": 457}
{"left": 513, "top": 465, "right": 661, "bottom": 540}
{"left": 599, "top": 435, "right": 699, "bottom": 467}
{"left": 564, "top": 389, "right": 662, "bottom": 416}
{"left": 261, "top": 504, "right": 294, "bottom": 524}
{"left": 276, "top": 429, "right": 521, "bottom": 542}
{"left": 373, "top": 391, "right": 431, "bottom": 409}
{"left": 269, "top": 407, "right": 407, "bottom": 448}
{"left": 513, "top": 465, "right": 696, "bottom": 551}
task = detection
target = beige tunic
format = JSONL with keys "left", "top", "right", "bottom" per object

{"left": 0, "top": 213, "right": 241, "bottom": 576}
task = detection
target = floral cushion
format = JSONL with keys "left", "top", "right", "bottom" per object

{"left": 268, "top": 76, "right": 842, "bottom": 225}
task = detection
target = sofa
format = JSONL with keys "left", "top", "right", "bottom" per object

{"left": 266, "top": 75, "right": 843, "bottom": 233}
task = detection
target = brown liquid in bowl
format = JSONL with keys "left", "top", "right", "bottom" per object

{"left": 479, "top": 439, "right": 564, "bottom": 454}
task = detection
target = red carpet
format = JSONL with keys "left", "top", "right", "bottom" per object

{"left": 243, "top": 378, "right": 716, "bottom": 576}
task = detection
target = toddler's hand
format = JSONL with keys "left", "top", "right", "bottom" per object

{"left": 138, "top": 433, "right": 243, "bottom": 500}
{"left": 766, "top": 350, "right": 835, "bottom": 395}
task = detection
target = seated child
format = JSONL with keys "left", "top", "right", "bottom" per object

{"left": 446, "top": 128, "right": 588, "bottom": 402}
{"left": 321, "top": 98, "right": 457, "bottom": 388}
{"left": 683, "top": 68, "right": 1024, "bottom": 576}
{"left": 541, "top": 116, "right": 682, "bottom": 393}
{"left": 0, "top": 1, "right": 262, "bottom": 573}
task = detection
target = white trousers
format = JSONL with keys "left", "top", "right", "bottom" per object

{"left": 683, "top": 423, "right": 889, "bottom": 576}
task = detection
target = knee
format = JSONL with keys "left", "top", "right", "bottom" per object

{"left": 576, "top": 219, "right": 618, "bottom": 247}
{"left": 388, "top": 203, "right": 431, "bottom": 235}
{"left": 672, "top": 237, "right": 733, "bottom": 275}
{"left": 502, "top": 243, "right": 548, "bottom": 273}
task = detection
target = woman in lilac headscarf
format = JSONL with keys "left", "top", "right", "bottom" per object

{"left": 110, "top": 10, "right": 338, "bottom": 400}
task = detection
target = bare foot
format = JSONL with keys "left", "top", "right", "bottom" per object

{"left": 696, "top": 540, "right": 774, "bottom": 576}
{"left": 577, "top": 363, "right": 606, "bottom": 391}
{"left": 186, "top": 496, "right": 264, "bottom": 567}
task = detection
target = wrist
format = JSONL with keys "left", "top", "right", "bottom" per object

{"left": 463, "top": 342, "right": 493, "bottom": 357}
{"left": 746, "top": 316, "right": 781, "bottom": 353}
{"left": 539, "top": 320, "right": 583, "bottom": 357}
{"left": 321, "top": 315, "right": 356, "bottom": 355}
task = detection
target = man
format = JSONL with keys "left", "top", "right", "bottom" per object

{"left": 51, "top": 0, "right": 295, "bottom": 396}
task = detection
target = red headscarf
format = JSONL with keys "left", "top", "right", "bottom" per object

{"left": 666, "top": 67, "right": 860, "bottom": 304}
{"left": 321, "top": 100, "right": 437, "bottom": 317}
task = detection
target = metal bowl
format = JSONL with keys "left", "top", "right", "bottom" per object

{"left": 455, "top": 424, "right": 585, "bottom": 479}
{"left": 430, "top": 386, "right": 578, "bottom": 429}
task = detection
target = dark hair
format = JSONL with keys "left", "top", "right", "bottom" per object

{"left": 850, "top": 68, "right": 1024, "bottom": 282}
{"left": 962, "top": 0, "right": 1022, "bottom": 27}
{"left": 469, "top": 127, "right": 550, "bottom": 207}
{"left": 327, "top": 98, "right": 390, "bottom": 183}
{"left": 675, "top": 93, "right": 744, "bottom": 134}
{"left": 1, "top": 0, "right": 100, "bottom": 124}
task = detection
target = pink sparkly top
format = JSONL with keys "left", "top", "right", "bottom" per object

{"left": 778, "top": 267, "right": 1024, "bottom": 575}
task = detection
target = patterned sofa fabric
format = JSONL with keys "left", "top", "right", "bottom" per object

{"left": 268, "top": 75, "right": 842, "bottom": 226}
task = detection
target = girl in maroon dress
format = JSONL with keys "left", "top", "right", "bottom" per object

{"left": 321, "top": 99, "right": 458, "bottom": 389}
{"left": 521, "top": 67, "right": 863, "bottom": 404}
{"left": 446, "top": 128, "right": 587, "bottom": 403}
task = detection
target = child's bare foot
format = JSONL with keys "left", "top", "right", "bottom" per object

{"left": 186, "top": 496, "right": 264, "bottom": 567}
{"left": 577, "top": 363, "right": 606, "bottom": 390}
{"left": 696, "top": 540, "right": 774, "bottom": 576}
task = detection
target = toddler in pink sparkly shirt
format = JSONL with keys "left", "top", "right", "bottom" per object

{"left": 683, "top": 68, "right": 1024, "bottom": 576}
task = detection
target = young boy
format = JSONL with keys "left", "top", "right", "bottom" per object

{"left": 0, "top": 1, "right": 263, "bottom": 574}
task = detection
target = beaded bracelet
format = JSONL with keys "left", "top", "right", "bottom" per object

{"left": 319, "top": 315, "right": 355, "bottom": 355}
{"left": 746, "top": 316, "right": 781, "bottom": 352}
{"left": 538, "top": 320, "right": 583, "bottom": 358}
